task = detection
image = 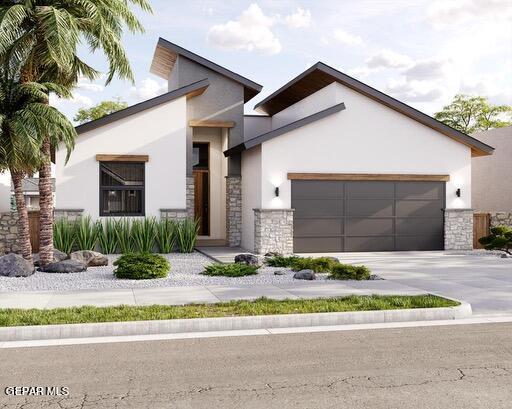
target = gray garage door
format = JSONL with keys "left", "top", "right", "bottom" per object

{"left": 292, "top": 180, "right": 445, "bottom": 252}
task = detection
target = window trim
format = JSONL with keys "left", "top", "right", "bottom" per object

{"left": 99, "top": 161, "right": 146, "bottom": 217}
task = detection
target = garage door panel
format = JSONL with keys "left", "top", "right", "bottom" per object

{"left": 294, "top": 199, "right": 343, "bottom": 218}
{"left": 346, "top": 218, "right": 393, "bottom": 236}
{"left": 396, "top": 217, "right": 444, "bottom": 236}
{"left": 346, "top": 199, "right": 394, "bottom": 217}
{"left": 294, "top": 219, "right": 343, "bottom": 237}
{"left": 395, "top": 235, "right": 443, "bottom": 251}
{"left": 395, "top": 182, "right": 443, "bottom": 200}
{"left": 294, "top": 237, "right": 343, "bottom": 253}
{"left": 346, "top": 181, "right": 394, "bottom": 198}
{"left": 396, "top": 200, "right": 443, "bottom": 217}
{"left": 345, "top": 236, "right": 395, "bottom": 252}
{"left": 292, "top": 181, "right": 343, "bottom": 199}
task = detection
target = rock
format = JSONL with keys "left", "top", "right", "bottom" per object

{"left": 70, "top": 250, "right": 108, "bottom": 267}
{"left": 293, "top": 269, "right": 316, "bottom": 280}
{"left": 0, "top": 253, "right": 35, "bottom": 277}
{"left": 39, "top": 259, "right": 87, "bottom": 273}
{"left": 264, "top": 252, "right": 281, "bottom": 258}
{"left": 500, "top": 253, "right": 510, "bottom": 258}
{"left": 234, "top": 253, "right": 261, "bottom": 266}
{"left": 274, "top": 270, "right": 285, "bottom": 275}
{"left": 33, "top": 250, "right": 69, "bottom": 266}
{"left": 369, "top": 274, "right": 383, "bottom": 280}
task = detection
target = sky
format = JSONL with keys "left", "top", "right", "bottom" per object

{"left": 51, "top": 0, "right": 512, "bottom": 122}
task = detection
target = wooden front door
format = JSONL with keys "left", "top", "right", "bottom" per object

{"left": 193, "top": 142, "right": 210, "bottom": 236}
{"left": 28, "top": 211, "right": 40, "bottom": 252}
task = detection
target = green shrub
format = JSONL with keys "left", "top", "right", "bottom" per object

{"left": 328, "top": 264, "right": 371, "bottom": 280}
{"left": 177, "top": 218, "right": 200, "bottom": 253}
{"left": 479, "top": 225, "right": 512, "bottom": 255}
{"left": 201, "top": 263, "right": 259, "bottom": 277}
{"left": 132, "top": 217, "right": 157, "bottom": 253}
{"left": 53, "top": 218, "right": 75, "bottom": 254}
{"left": 156, "top": 219, "right": 178, "bottom": 253}
{"left": 291, "top": 257, "right": 340, "bottom": 273}
{"left": 96, "top": 218, "right": 117, "bottom": 254}
{"left": 74, "top": 216, "right": 98, "bottom": 251}
{"left": 113, "top": 253, "right": 170, "bottom": 280}
{"left": 114, "top": 218, "right": 135, "bottom": 254}
{"left": 265, "top": 254, "right": 302, "bottom": 267}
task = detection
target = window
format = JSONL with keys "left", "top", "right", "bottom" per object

{"left": 99, "top": 162, "right": 145, "bottom": 216}
{"left": 192, "top": 143, "right": 209, "bottom": 170}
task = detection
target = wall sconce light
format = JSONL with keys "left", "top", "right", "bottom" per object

{"left": 274, "top": 187, "right": 280, "bottom": 197}
{"left": 456, "top": 188, "right": 461, "bottom": 198}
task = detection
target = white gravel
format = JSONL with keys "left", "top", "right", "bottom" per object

{"left": 0, "top": 252, "right": 331, "bottom": 292}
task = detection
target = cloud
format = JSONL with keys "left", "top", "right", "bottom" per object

{"left": 332, "top": 29, "right": 364, "bottom": 47}
{"left": 207, "top": 4, "right": 281, "bottom": 55}
{"left": 50, "top": 92, "right": 93, "bottom": 109}
{"left": 427, "top": 0, "right": 511, "bottom": 28}
{"left": 403, "top": 59, "right": 448, "bottom": 81}
{"left": 365, "top": 49, "right": 413, "bottom": 69}
{"left": 386, "top": 79, "right": 443, "bottom": 102}
{"left": 75, "top": 79, "right": 104, "bottom": 93}
{"left": 130, "top": 78, "right": 167, "bottom": 101}
{"left": 283, "top": 8, "right": 311, "bottom": 29}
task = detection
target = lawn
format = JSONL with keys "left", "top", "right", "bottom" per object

{"left": 0, "top": 295, "right": 459, "bottom": 327}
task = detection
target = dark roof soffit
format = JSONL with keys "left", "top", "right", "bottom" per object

{"left": 224, "top": 102, "right": 346, "bottom": 157}
{"left": 254, "top": 62, "right": 494, "bottom": 156}
{"left": 75, "top": 79, "right": 210, "bottom": 135}
{"left": 153, "top": 38, "right": 263, "bottom": 102}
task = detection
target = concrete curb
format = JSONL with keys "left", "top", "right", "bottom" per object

{"left": 0, "top": 301, "right": 471, "bottom": 342}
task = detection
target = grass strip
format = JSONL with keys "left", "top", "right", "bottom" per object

{"left": 0, "top": 295, "right": 459, "bottom": 327}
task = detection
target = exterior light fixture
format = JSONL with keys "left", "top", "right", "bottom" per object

{"left": 456, "top": 188, "right": 461, "bottom": 197}
{"left": 275, "top": 187, "right": 280, "bottom": 197}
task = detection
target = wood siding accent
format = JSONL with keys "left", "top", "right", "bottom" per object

{"left": 95, "top": 154, "right": 149, "bottom": 162}
{"left": 287, "top": 173, "right": 450, "bottom": 182}
{"left": 473, "top": 213, "right": 490, "bottom": 249}
{"left": 189, "top": 120, "right": 235, "bottom": 128}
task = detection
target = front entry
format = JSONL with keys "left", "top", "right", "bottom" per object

{"left": 193, "top": 142, "right": 209, "bottom": 235}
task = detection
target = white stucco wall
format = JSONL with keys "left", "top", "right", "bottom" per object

{"left": 55, "top": 97, "right": 187, "bottom": 219}
{"left": 258, "top": 82, "right": 472, "bottom": 210}
{"left": 241, "top": 146, "right": 261, "bottom": 251}
{"left": 0, "top": 171, "right": 11, "bottom": 212}
{"left": 193, "top": 127, "right": 227, "bottom": 240}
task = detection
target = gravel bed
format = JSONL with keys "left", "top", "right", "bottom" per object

{"left": 0, "top": 252, "right": 333, "bottom": 292}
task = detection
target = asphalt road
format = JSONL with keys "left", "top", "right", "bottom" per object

{"left": 0, "top": 323, "right": 511, "bottom": 409}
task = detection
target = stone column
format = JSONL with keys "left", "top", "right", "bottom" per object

{"left": 444, "top": 209, "right": 473, "bottom": 250}
{"left": 254, "top": 209, "right": 294, "bottom": 254}
{"left": 226, "top": 176, "right": 242, "bottom": 247}
{"left": 160, "top": 209, "right": 188, "bottom": 221}
{"left": 53, "top": 209, "right": 84, "bottom": 221}
{"left": 0, "top": 211, "right": 21, "bottom": 254}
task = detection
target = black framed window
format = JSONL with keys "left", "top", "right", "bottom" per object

{"left": 99, "top": 162, "right": 145, "bottom": 216}
{"left": 193, "top": 143, "right": 209, "bottom": 170}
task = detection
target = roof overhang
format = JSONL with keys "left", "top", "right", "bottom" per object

{"left": 150, "top": 38, "right": 262, "bottom": 103}
{"left": 254, "top": 62, "right": 494, "bottom": 157}
{"left": 75, "top": 79, "right": 209, "bottom": 135}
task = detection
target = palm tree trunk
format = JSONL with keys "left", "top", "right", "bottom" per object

{"left": 38, "top": 137, "right": 54, "bottom": 266}
{"left": 11, "top": 171, "right": 33, "bottom": 262}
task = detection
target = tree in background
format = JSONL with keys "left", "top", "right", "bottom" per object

{"left": 434, "top": 94, "right": 511, "bottom": 135}
{"left": 0, "top": 0, "right": 152, "bottom": 265}
{"left": 74, "top": 99, "right": 128, "bottom": 124}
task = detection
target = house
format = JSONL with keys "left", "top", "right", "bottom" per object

{"left": 55, "top": 38, "right": 494, "bottom": 254}
{"left": 10, "top": 177, "right": 55, "bottom": 211}
{"left": 472, "top": 126, "right": 512, "bottom": 212}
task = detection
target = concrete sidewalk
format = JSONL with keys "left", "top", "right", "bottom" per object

{"left": 0, "top": 280, "right": 427, "bottom": 309}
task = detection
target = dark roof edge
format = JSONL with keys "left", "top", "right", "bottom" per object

{"left": 157, "top": 38, "right": 263, "bottom": 94}
{"left": 224, "top": 102, "right": 346, "bottom": 157}
{"left": 75, "top": 79, "right": 209, "bottom": 135}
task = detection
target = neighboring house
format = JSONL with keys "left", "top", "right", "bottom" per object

{"left": 10, "top": 178, "right": 56, "bottom": 211}
{"left": 472, "top": 126, "right": 512, "bottom": 211}
{"left": 55, "top": 38, "right": 494, "bottom": 254}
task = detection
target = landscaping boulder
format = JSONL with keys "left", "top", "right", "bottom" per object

{"left": 234, "top": 253, "right": 261, "bottom": 266}
{"left": 39, "top": 259, "right": 87, "bottom": 273}
{"left": 70, "top": 250, "right": 108, "bottom": 267}
{"left": 274, "top": 270, "right": 285, "bottom": 275}
{"left": 264, "top": 252, "right": 281, "bottom": 258}
{"left": 33, "top": 249, "right": 68, "bottom": 267}
{"left": 293, "top": 269, "right": 316, "bottom": 280}
{"left": 0, "top": 253, "right": 35, "bottom": 277}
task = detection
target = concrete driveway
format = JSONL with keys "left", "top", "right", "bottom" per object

{"left": 300, "top": 251, "right": 512, "bottom": 316}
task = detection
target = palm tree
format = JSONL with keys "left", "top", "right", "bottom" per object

{"left": 0, "top": 61, "right": 76, "bottom": 262}
{"left": 0, "top": 0, "right": 151, "bottom": 265}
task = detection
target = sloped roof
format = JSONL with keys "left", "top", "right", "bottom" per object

{"left": 11, "top": 178, "right": 55, "bottom": 193}
{"left": 150, "top": 38, "right": 262, "bottom": 102}
{"left": 75, "top": 79, "right": 209, "bottom": 134}
{"left": 254, "top": 62, "right": 494, "bottom": 157}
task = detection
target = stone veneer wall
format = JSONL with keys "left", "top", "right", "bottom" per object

{"left": 160, "top": 209, "right": 188, "bottom": 221}
{"left": 444, "top": 209, "right": 473, "bottom": 250}
{"left": 0, "top": 212, "right": 22, "bottom": 255}
{"left": 254, "top": 209, "right": 294, "bottom": 254}
{"left": 53, "top": 209, "right": 84, "bottom": 221}
{"left": 186, "top": 176, "right": 195, "bottom": 220}
{"left": 226, "top": 176, "right": 242, "bottom": 247}
{"left": 490, "top": 212, "right": 512, "bottom": 228}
